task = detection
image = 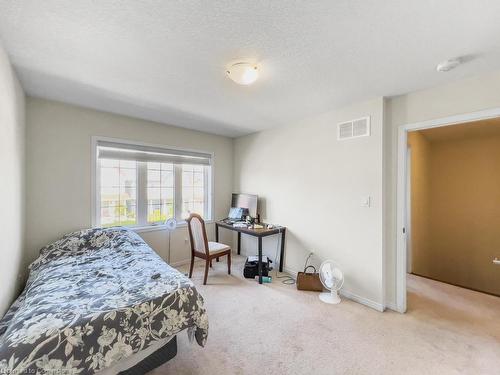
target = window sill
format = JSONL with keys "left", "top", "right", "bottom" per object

{"left": 131, "top": 220, "right": 214, "bottom": 234}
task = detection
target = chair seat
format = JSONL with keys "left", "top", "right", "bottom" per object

{"left": 208, "top": 241, "right": 230, "bottom": 254}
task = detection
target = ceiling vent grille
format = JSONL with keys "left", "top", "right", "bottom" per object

{"left": 337, "top": 116, "right": 370, "bottom": 140}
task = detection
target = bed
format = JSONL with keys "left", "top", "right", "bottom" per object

{"left": 0, "top": 227, "right": 208, "bottom": 374}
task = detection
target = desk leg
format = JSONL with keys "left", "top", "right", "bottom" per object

{"left": 215, "top": 224, "right": 220, "bottom": 262}
{"left": 237, "top": 232, "right": 241, "bottom": 255}
{"left": 258, "top": 237, "right": 263, "bottom": 284}
{"left": 279, "top": 228, "right": 286, "bottom": 272}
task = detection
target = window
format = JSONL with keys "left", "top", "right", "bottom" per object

{"left": 100, "top": 159, "right": 137, "bottom": 227}
{"left": 182, "top": 164, "right": 206, "bottom": 219}
{"left": 147, "top": 162, "right": 174, "bottom": 224}
{"left": 94, "top": 139, "right": 212, "bottom": 228}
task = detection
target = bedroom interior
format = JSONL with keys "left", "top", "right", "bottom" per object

{"left": 0, "top": 1, "right": 499, "bottom": 374}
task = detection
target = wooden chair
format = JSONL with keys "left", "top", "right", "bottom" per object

{"left": 186, "top": 213, "right": 231, "bottom": 285}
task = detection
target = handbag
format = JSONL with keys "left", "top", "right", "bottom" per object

{"left": 296, "top": 265, "right": 323, "bottom": 291}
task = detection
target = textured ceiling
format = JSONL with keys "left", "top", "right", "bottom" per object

{"left": 1, "top": 1, "right": 500, "bottom": 137}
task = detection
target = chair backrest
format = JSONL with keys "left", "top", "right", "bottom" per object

{"left": 186, "top": 213, "right": 209, "bottom": 255}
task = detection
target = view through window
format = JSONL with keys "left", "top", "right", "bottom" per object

{"left": 100, "top": 159, "right": 137, "bottom": 227}
{"left": 182, "top": 164, "right": 205, "bottom": 220}
{"left": 147, "top": 162, "right": 174, "bottom": 224}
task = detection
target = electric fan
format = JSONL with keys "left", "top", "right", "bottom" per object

{"left": 165, "top": 218, "right": 177, "bottom": 263}
{"left": 318, "top": 260, "right": 344, "bottom": 304}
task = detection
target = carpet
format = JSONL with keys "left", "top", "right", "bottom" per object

{"left": 150, "top": 255, "right": 500, "bottom": 374}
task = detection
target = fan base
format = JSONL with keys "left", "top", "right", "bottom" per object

{"left": 319, "top": 291, "right": 341, "bottom": 304}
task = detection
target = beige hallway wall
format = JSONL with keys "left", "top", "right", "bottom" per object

{"left": 407, "top": 132, "right": 431, "bottom": 274}
{"left": 409, "top": 122, "right": 500, "bottom": 296}
{"left": 429, "top": 135, "right": 500, "bottom": 295}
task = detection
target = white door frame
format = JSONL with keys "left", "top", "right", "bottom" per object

{"left": 405, "top": 148, "right": 412, "bottom": 274}
{"left": 396, "top": 107, "right": 500, "bottom": 313}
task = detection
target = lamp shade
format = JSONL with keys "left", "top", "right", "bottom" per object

{"left": 226, "top": 62, "right": 258, "bottom": 85}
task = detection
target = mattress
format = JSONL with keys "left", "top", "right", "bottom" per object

{"left": 0, "top": 227, "right": 208, "bottom": 374}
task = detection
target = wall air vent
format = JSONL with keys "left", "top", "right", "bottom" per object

{"left": 337, "top": 116, "right": 370, "bottom": 140}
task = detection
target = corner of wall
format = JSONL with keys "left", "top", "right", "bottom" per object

{"left": 0, "top": 43, "right": 27, "bottom": 317}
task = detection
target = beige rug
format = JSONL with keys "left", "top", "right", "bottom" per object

{"left": 151, "top": 255, "right": 500, "bottom": 375}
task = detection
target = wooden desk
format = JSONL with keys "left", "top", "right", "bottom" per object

{"left": 215, "top": 221, "right": 286, "bottom": 284}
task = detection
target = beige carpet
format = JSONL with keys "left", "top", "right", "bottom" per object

{"left": 151, "top": 256, "right": 500, "bottom": 375}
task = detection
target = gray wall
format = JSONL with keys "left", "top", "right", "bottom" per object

{"left": 0, "top": 43, "right": 25, "bottom": 316}
{"left": 25, "top": 98, "right": 234, "bottom": 267}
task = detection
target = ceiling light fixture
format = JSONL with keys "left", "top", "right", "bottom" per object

{"left": 436, "top": 58, "right": 462, "bottom": 72}
{"left": 226, "top": 62, "right": 258, "bottom": 85}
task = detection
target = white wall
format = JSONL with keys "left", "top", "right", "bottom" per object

{"left": 384, "top": 69, "right": 500, "bottom": 307}
{"left": 0, "top": 44, "right": 25, "bottom": 316}
{"left": 234, "top": 69, "right": 500, "bottom": 311}
{"left": 234, "top": 98, "right": 385, "bottom": 309}
{"left": 25, "top": 98, "right": 233, "bottom": 268}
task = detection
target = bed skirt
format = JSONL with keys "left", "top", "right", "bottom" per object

{"left": 97, "top": 336, "right": 177, "bottom": 375}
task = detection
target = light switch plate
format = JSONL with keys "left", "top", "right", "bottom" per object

{"left": 361, "top": 196, "right": 371, "bottom": 207}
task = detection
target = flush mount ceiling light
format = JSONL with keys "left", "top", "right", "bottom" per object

{"left": 436, "top": 58, "right": 462, "bottom": 72}
{"left": 226, "top": 62, "right": 258, "bottom": 85}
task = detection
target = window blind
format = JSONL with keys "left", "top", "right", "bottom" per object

{"left": 97, "top": 141, "right": 212, "bottom": 165}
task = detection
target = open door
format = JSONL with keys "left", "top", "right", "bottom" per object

{"left": 405, "top": 118, "right": 500, "bottom": 298}
{"left": 396, "top": 108, "right": 500, "bottom": 313}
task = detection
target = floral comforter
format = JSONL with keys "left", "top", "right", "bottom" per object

{"left": 0, "top": 227, "right": 208, "bottom": 374}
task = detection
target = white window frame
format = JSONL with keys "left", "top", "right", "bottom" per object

{"left": 91, "top": 136, "right": 215, "bottom": 232}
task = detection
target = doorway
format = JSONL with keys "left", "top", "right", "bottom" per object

{"left": 396, "top": 108, "right": 500, "bottom": 313}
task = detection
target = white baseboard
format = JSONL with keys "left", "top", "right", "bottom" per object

{"left": 170, "top": 256, "right": 230, "bottom": 268}
{"left": 284, "top": 265, "right": 385, "bottom": 312}
{"left": 283, "top": 266, "right": 298, "bottom": 277}
{"left": 170, "top": 259, "right": 189, "bottom": 267}
{"left": 384, "top": 301, "right": 399, "bottom": 312}
{"left": 170, "top": 258, "right": 201, "bottom": 267}
{"left": 340, "top": 289, "right": 384, "bottom": 312}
